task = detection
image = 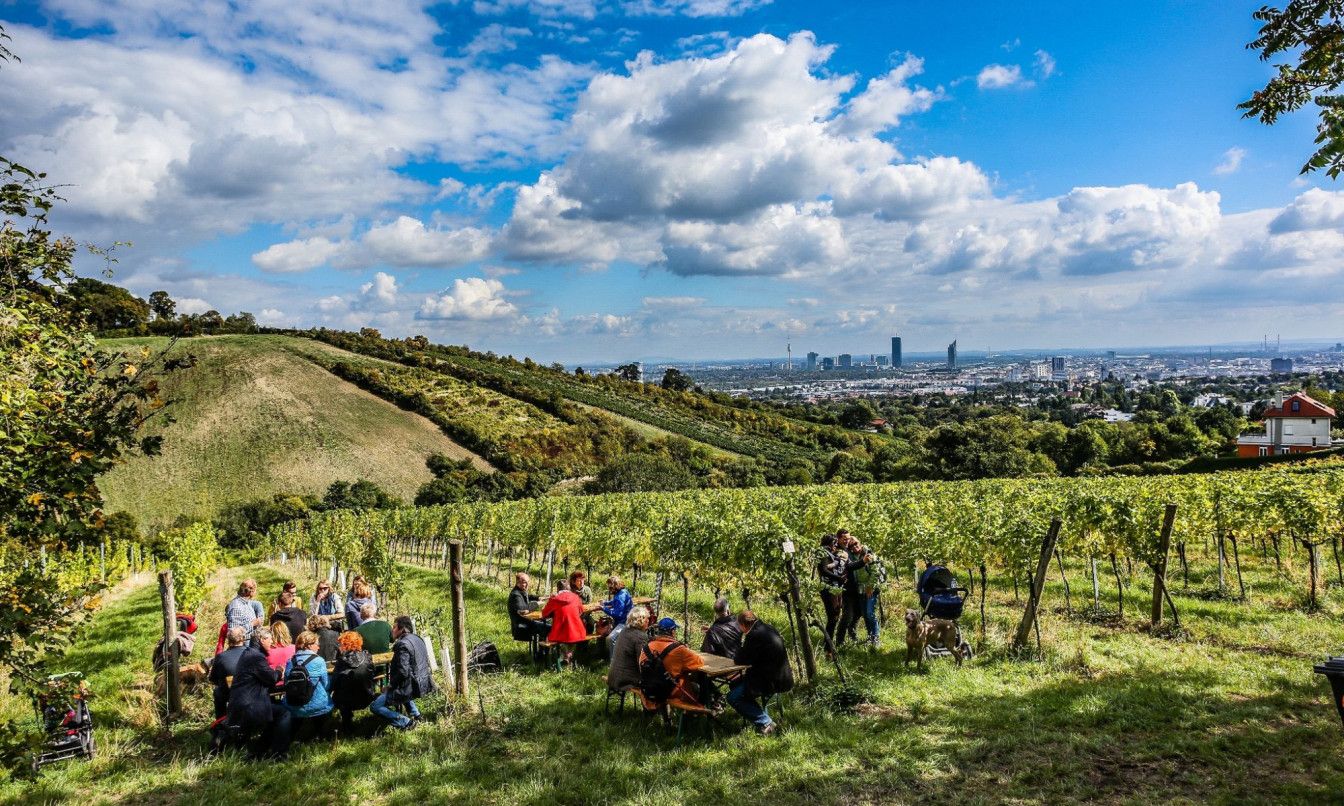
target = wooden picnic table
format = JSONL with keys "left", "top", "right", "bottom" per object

{"left": 693, "top": 651, "right": 748, "bottom": 679}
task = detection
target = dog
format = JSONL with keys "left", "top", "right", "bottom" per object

{"left": 155, "top": 661, "right": 209, "bottom": 696}
{"left": 904, "top": 609, "right": 964, "bottom": 670}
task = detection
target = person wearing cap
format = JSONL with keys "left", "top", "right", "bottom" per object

{"left": 729, "top": 610, "right": 793, "bottom": 736}
{"left": 638, "top": 617, "right": 707, "bottom": 710}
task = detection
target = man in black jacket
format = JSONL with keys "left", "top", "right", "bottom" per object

{"left": 728, "top": 610, "right": 793, "bottom": 735}
{"left": 699, "top": 598, "right": 742, "bottom": 658}
{"left": 371, "top": 615, "right": 435, "bottom": 730}
{"left": 836, "top": 530, "right": 868, "bottom": 646}
{"left": 220, "top": 631, "right": 292, "bottom": 759}
{"left": 208, "top": 626, "right": 248, "bottom": 718}
{"left": 508, "top": 572, "right": 549, "bottom": 642}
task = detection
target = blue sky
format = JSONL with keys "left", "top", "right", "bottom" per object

{"left": 1, "top": 1, "right": 1339, "bottom": 363}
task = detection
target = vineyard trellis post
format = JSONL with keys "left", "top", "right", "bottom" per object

{"left": 782, "top": 546, "right": 817, "bottom": 683}
{"left": 1089, "top": 556, "right": 1100, "bottom": 610}
{"left": 1013, "top": 518, "right": 1062, "bottom": 652}
{"left": 1150, "top": 504, "right": 1177, "bottom": 628}
{"left": 449, "top": 540, "right": 468, "bottom": 697}
{"left": 99, "top": 542, "right": 106, "bottom": 585}
{"left": 1054, "top": 547, "right": 1072, "bottom": 617}
{"left": 681, "top": 571, "right": 690, "bottom": 644}
{"left": 1333, "top": 537, "right": 1343, "bottom": 587}
{"left": 1228, "top": 533, "right": 1246, "bottom": 599}
{"left": 158, "top": 570, "right": 182, "bottom": 721}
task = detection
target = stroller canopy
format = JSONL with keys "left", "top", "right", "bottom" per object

{"left": 918, "top": 565, "right": 958, "bottom": 596}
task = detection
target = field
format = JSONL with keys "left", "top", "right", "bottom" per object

{"left": 97, "top": 336, "right": 491, "bottom": 531}
{"left": 7, "top": 542, "right": 1343, "bottom": 805}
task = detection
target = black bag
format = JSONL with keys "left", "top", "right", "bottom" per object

{"left": 284, "top": 652, "right": 319, "bottom": 707}
{"left": 466, "top": 641, "right": 502, "bottom": 673}
{"left": 638, "top": 641, "right": 681, "bottom": 703}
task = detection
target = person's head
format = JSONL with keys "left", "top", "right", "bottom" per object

{"left": 627, "top": 605, "right": 651, "bottom": 630}
{"left": 820, "top": 534, "right": 836, "bottom": 549}
{"left": 393, "top": 615, "right": 414, "bottom": 638}
{"left": 315, "top": 580, "right": 333, "bottom": 599}
{"left": 306, "top": 614, "right": 329, "bottom": 633}
{"left": 352, "top": 579, "right": 373, "bottom": 599}
{"left": 515, "top": 572, "right": 530, "bottom": 592}
{"left": 736, "top": 610, "right": 759, "bottom": 634}
{"left": 713, "top": 597, "right": 732, "bottom": 618}
{"left": 569, "top": 570, "right": 586, "bottom": 590}
{"left": 226, "top": 626, "right": 246, "bottom": 647}
{"left": 282, "top": 580, "right": 299, "bottom": 595}
{"left": 360, "top": 602, "right": 377, "bottom": 620}
{"left": 294, "top": 631, "right": 318, "bottom": 651}
{"left": 256, "top": 627, "right": 274, "bottom": 650}
{"left": 606, "top": 575, "right": 623, "bottom": 594}
{"left": 238, "top": 579, "right": 257, "bottom": 598}
{"left": 555, "top": 579, "right": 569, "bottom": 593}
{"left": 271, "top": 621, "right": 291, "bottom": 647}
{"left": 654, "top": 617, "right": 679, "bottom": 636}
{"left": 337, "top": 631, "right": 364, "bottom": 653}
{"left": 277, "top": 589, "right": 295, "bottom": 607}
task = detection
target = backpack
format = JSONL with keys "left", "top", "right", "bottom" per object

{"left": 466, "top": 641, "right": 502, "bottom": 674}
{"left": 284, "top": 652, "right": 320, "bottom": 707}
{"left": 638, "top": 640, "right": 682, "bottom": 703}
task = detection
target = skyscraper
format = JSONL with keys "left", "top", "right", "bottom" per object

{"left": 821, "top": 357, "right": 834, "bottom": 371}
{"left": 891, "top": 336, "right": 902, "bottom": 368}
{"left": 806, "top": 351, "right": 818, "bottom": 371}
{"left": 1051, "top": 356, "right": 1066, "bottom": 382}
{"left": 838, "top": 353, "right": 852, "bottom": 369}
{"left": 947, "top": 340, "right": 957, "bottom": 369}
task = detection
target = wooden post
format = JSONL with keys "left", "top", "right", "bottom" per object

{"left": 99, "top": 542, "right": 106, "bottom": 585}
{"left": 1090, "top": 556, "right": 1100, "bottom": 610}
{"left": 158, "top": 570, "right": 181, "bottom": 720}
{"left": 681, "top": 571, "right": 691, "bottom": 644}
{"left": 978, "top": 563, "right": 988, "bottom": 643}
{"left": 449, "top": 540, "right": 468, "bottom": 697}
{"left": 1151, "top": 504, "right": 1177, "bottom": 627}
{"left": 1229, "top": 534, "right": 1246, "bottom": 599}
{"left": 1054, "top": 547, "right": 1072, "bottom": 616}
{"left": 1013, "top": 518, "right": 1062, "bottom": 651}
{"left": 1216, "top": 532, "right": 1227, "bottom": 594}
{"left": 783, "top": 551, "right": 818, "bottom": 682}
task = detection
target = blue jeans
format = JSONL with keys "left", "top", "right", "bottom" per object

{"left": 727, "top": 681, "right": 773, "bottom": 728}
{"left": 370, "top": 693, "right": 419, "bottom": 728}
{"left": 863, "top": 594, "right": 880, "bottom": 639}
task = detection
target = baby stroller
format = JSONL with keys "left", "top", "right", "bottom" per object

{"left": 32, "top": 672, "right": 95, "bottom": 773}
{"left": 917, "top": 565, "right": 974, "bottom": 661}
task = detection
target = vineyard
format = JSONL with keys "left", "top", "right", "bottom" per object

{"left": 269, "top": 461, "right": 1344, "bottom": 613}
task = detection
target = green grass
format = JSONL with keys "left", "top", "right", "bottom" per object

{"left": 97, "top": 336, "right": 492, "bottom": 531}
{"left": 6, "top": 543, "right": 1344, "bottom": 804}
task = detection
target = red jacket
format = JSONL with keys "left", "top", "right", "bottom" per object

{"left": 542, "top": 590, "right": 587, "bottom": 644}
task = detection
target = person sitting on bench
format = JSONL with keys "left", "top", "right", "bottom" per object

{"left": 608, "top": 605, "right": 651, "bottom": 695}
{"left": 209, "top": 626, "right": 248, "bottom": 718}
{"left": 700, "top": 597, "right": 742, "bottom": 658}
{"left": 370, "top": 616, "right": 434, "bottom": 731}
{"left": 639, "top": 617, "right": 706, "bottom": 711}
{"left": 508, "top": 573, "right": 549, "bottom": 643}
{"left": 542, "top": 579, "right": 587, "bottom": 667}
{"left": 728, "top": 610, "right": 793, "bottom": 736}
{"left": 601, "top": 575, "right": 634, "bottom": 653}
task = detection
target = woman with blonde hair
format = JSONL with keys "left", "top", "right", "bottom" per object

{"left": 345, "top": 578, "right": 374, "bottom": 628}
{"left": 266, "top": 621, "right": 296, "bottom": 671}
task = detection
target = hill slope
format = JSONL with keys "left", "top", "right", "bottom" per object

{"left": 98, "top": 336, "right": 491, "bottom": 529}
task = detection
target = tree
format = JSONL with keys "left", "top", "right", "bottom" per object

{"left": 613, "top": 362, "right": 641, "bottom": 382}
{"left": 583, "top": 453, "right": 697, "bottom": 493}
{"left": 222, "top": 311, "right": 257, "bottom": 333}
{"left": 66, "top": 277, "right": 150, "bottom": 332}
{"left": 660, "top": 367, "right": 693, "bottom": 392}
{"left": 838, "top": 399, "right": 878, "bottom": 429}
{"left": 1240, "top": 1, "right": 1344, "bottom": 177}
{"left": 322, "top": 479, "right": 401, "bottom": 510}
{"left": 148, "top": 290, "right": 176, "bottom": 321}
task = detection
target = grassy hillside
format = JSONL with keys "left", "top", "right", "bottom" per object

{"left": 6, "top": 551, "right": 1343, "bottom": 803}
{"left": 98, "top": 336, "right": 492, "bottom": 530}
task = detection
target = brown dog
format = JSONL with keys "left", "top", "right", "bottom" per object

{"left": 904, "top": 609, "right": 964, "bottom": 670}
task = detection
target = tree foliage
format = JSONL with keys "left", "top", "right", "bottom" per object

{"left": 1240, "top": 1, "right": 1344, "bottom": 177}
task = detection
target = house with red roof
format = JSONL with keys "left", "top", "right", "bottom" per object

{"left": 1236, "top": 392, "right": 1337, "bottom": 458}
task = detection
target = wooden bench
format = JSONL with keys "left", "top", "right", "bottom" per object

{"left": 666, "top": 699, "right": 716, "bottom": 745}
{"left": 536, "top": 635, "right": 603, "bottom": 670}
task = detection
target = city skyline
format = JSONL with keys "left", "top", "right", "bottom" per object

{"left": 2, "top": 3, "right": 1343, "bottom": 364}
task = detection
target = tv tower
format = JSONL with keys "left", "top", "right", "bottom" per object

{"left": 786, "top": 338, "right": 792, "bottom": 372}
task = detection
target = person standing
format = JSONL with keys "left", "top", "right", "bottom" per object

{"left": 853, "top": 549, "right": 887, "bottom": 647}
{"left": 816, "top": 536, "right": 845, "bottom": 655}
{"left": 728, "top": 611, "right": 793, "bottom": 735}
{"left": 836, "top": 530, "right": 868, "bottom": 647}
{"left": 370, "top": 616, "right": 435, "bottom": 731}
{"left": 225, "top": 580, "right": 265, "bottom": 642}
{"left": 268, "top": 589, "right": 309, "bottom": 644}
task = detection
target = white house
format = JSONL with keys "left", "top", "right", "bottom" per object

{"left": 1236, "top": 392, "right": 1336, "bottom": 457}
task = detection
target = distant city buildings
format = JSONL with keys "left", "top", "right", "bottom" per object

{"left": 891, "top": 336, "right": 902, "bottom": 368}
{"left": 1051, "top": 356, "right": 1067, "bottom": 382}
{"left": 947, "top": 340, "right": 957, "bottom": 369}
{"left": 821, "top": 357, "right": 834, "bottom": 371}
{"left": 1270, "top": 357, "right": 1294, "bottom": 373}
{"left": 806, "top": 351, "right": 818, "bottom": 371}
{"left": 838, "top": 353, "right": 852, "bottom": 369}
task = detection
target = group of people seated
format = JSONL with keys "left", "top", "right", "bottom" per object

{"left": 507, "top": 572, "right": 793, "bottom": 735}
{"left": 207, "top": 577, "right": 435, "bottom": 760}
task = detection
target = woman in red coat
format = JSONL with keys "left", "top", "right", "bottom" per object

{"left": 541, "top": 583, "right": 587, "bottom": 667}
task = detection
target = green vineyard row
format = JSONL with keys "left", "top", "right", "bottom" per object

{"left": 267, "top": 461, "right": 1344, "bottom": 593}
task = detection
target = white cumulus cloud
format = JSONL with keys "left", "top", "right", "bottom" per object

{"left": 977, "top": 63, "right": 1032, "bottom": 90}
{"left": 417, "top": 277, "right": 519, "bottom": 320}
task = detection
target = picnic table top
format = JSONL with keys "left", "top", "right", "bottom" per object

{"left": 694, "top": 651, "right": 748, "bottom": 678}
{"left": 223, "top": 650, "right": 393, "bottom": 685}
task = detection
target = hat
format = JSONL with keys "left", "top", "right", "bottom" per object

{"left": 656, "top": 617, "right": 679, "bottom": 632}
